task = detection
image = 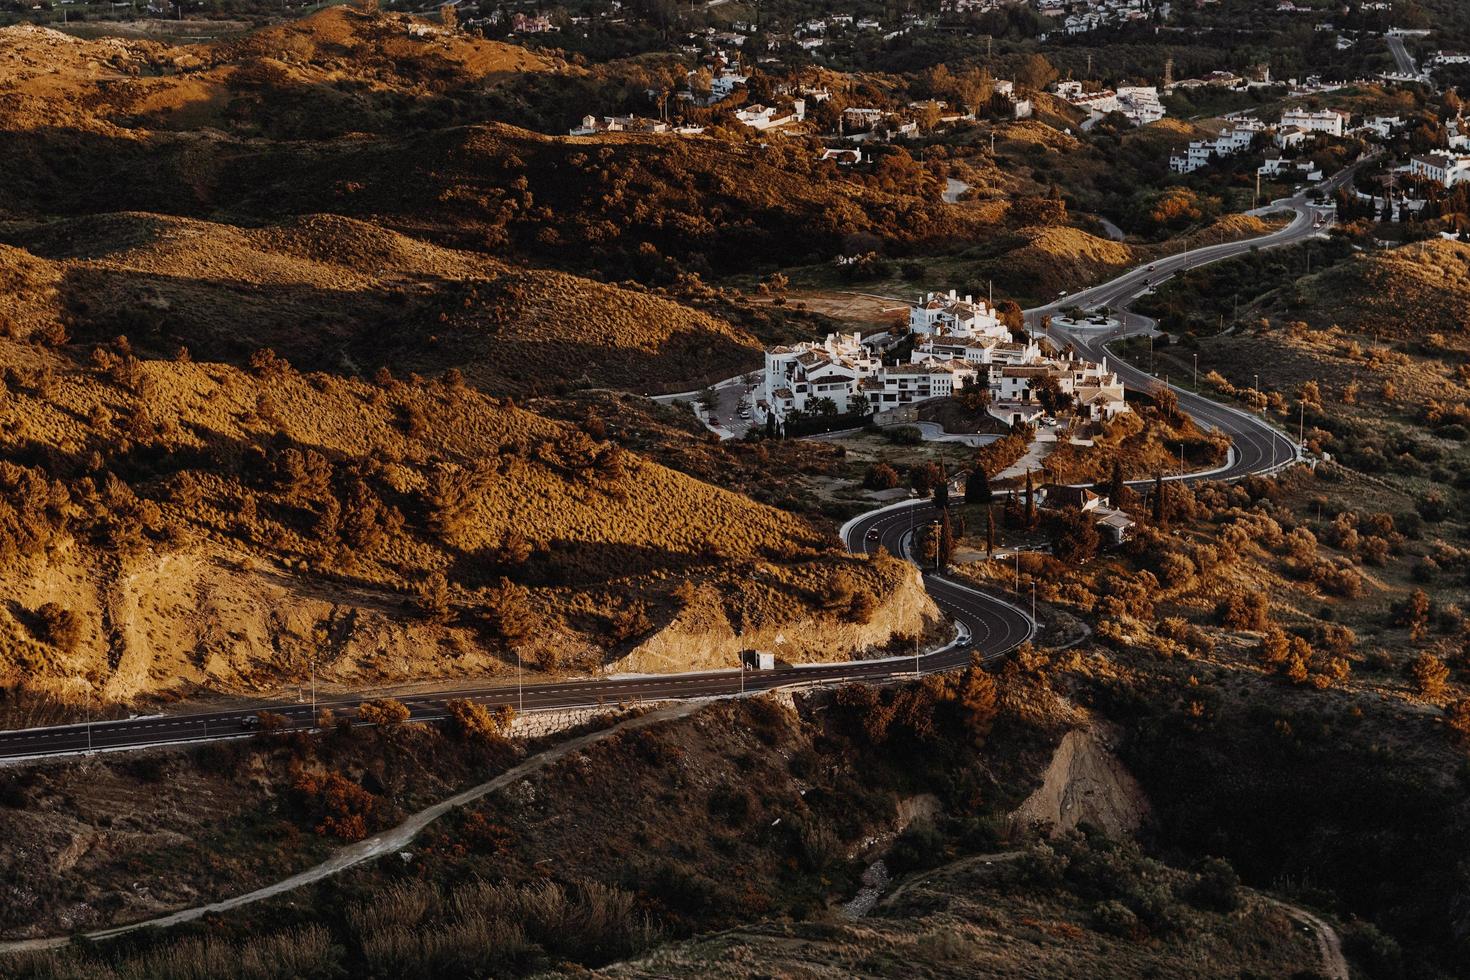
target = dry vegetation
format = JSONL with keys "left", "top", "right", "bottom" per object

{"left": 0, "top": 211, "right": 764, "bottom": 395}
{"left": 0, "top": 341, "right": 937, "bottom": 710}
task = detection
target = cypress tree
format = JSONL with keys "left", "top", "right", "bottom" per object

{"left": 1152, "top": 473, "right": 1168, "bottom": 527}
{"left": 986, "top": 506, "right": 996, "bottom": 556}
{"left": 966, "top": 466, "right": 991, "bottom": 504}
{"left": 1024, "top": 469, "right": 1036, "bottom": 527}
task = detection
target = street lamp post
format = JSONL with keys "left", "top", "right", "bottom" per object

{"left": 1031, "top": 581, "right": 1036, "bottom": 625}
{"left": 1253, "top": 373, "right": 1260, "bottom": 412}
{"left": 516, "top": 648, "right": 524, "bottom": 714}
{"left": 1193, "top": 353, "right": 1198, "bottom": 391}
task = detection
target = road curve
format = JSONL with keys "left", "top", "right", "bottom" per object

{"left": 0, "top": 169, "right": 1373, "bottom": 764}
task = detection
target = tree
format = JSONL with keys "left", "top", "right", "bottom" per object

{"left": 765, "top": 413, "right": 777, "bottom": 439}
{"left": 697, "top": 386, "right": 719, "bottom": 414}
{"left": 934, "top": 480, "right": 950, "bottom": 511}
{"left": 954, "top": 378, "right": 992, "bottom": 411}
{"left": 358, "top": 698, "right": 411, "bottom": 727}
{"left": 1151, "top": 473, "right": 1168, "bottom": 528}
{"left": 1030, "top": 375, "right": 1072, "bottom": 415}
{"left": 938, "top": 509, "right": 956, "bottom": 567}
{"left": 986, "top": 507, "right": 996, "bottom": 556}
{"left": 1155, "top": 386, "right": 1181, "bottom": 424}
{"left": 910, "top": 463, "right": 942, "bottom": 497}
{"left": 950, "top": 655, "right": 998, "bottom": 745}
{"left": 1411, "top": 653, "right": 1450, "bottom": 699}
{"left": 1024, "top": 469, "right": 1036, "bottom": 527}
{"left": 485, "top": 578, "right": 537, "bottom": 646}
{"left": 1048, "top": 506, "right": 1099, "bottom": 564}
{"left": 965, "top": 467, "right": 991, "bottom": 504}
{"left": 439, "top": 2, "right": 457, "bottom": 28}
{"left": 416, "top": 571, "right": 452, "bottom": 624}
{"left": 1016, "top": 53, "right": 1059, "bottom": 93}
{"left": 1107, "top": 459, "right": 1126, "bottom": 508}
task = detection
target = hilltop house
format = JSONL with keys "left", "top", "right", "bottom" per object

{"left": 1170, "top": 118, "right": 1265, "bottom": 173}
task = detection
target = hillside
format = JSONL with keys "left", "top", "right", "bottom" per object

{"left": 1294, "top": 238, "right": 1470, "bottom": 340}
{"left": 0, "top": 348, "right": 937, "bottom": 709}
{"left": 0, "top": 212, "right": 763, "bottom": 394}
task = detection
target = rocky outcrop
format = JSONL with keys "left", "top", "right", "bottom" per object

{"left": 615, "top": 562, "right": 943, "bottom": 675}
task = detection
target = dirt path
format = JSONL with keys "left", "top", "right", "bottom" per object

{"left": 876, "top": 850, "right": 1025, "bottom": 910}
{"left": 0, "top": 701, "right": 704, "bottom": 955}
{"left": 1270, "top": 899, "right": 1350, "bottom": 980}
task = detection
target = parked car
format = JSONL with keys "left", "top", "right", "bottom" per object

{"left": 1041, "top": 416, "right": 1058, "bottom": 426}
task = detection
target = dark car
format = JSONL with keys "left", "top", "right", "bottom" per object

{"left": 865, "top": 528, "right": 881, "bottom": 542}
{"left": 240, "top": 714, "right": 260, "bottom": 730}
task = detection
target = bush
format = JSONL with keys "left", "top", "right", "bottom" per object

{"left": 1410, "top": 653, "right": 1450, "bottom": 700}
{"left": 886, "top": 822, "right": 947, "bottom": 874}
{"left": 358, "top": 698, "right": 412, "bottom": 727}
{"left": 1091, "top": 899, "right": 1139, "bottom": 938}
{"left": 864, "top": 463, "right": 900, "bottom": 490}
{"left": 34, "top": 603, "right": 82, "bottom": 653}
{"left": 445, "top": 699, "right": 514, "bottom": 742}
{"left": 1188, "top": 856, "right": 1241, "bottom": 912}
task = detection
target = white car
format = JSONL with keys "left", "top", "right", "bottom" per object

{"left": 1041, "top": 416, "right": 1058, "bottom": 426}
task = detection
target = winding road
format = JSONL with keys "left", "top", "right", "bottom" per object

{"left": 0, "top": 169, "right": 1363, "bottom": 766}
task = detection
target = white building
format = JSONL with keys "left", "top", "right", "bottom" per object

{"left": 760, "top": 291, "right": 1130, "bottom": 428}
{"left": 1280, "top": 107, "right": 1349, "bottom": 137}
{"left": 908, "top": 290, "right": 1011, "bottom": 339}
{"left": 570, "top": 115, "right": 670, "bottom": 136}
{"left": 1169, "top": 118, "right": 1265, "bottom": 173}
{"left": 1410, "top": 153, "right": 1470, "bottom": 188}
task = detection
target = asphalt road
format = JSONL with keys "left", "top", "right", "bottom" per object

{"left": 0, "top": 170, "right": 1368, "bottom": 764}
{"left": 1386, "top": 34, "right": 1418, "bottom": 78}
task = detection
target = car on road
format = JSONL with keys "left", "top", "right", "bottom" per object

{"left": 1147, "top": 264, "right": 1157, "bottom": 271}
{"left": 240, "top": 715, "right": 260, "bottom": 730}
{"left": 865, "top": 528, "right": 880, "bottom": 543}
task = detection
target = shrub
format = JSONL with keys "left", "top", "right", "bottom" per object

{"left": 864, "top": 463, "right": 900, "bottom": 490}
{"left": 358, "top": 698, "right": 412, "bottom": 727}
{"left": 445, "top": 699, "right": 514, "bottom": 743}
{"left": 1410, "top": 653, "right": 1450, "bottom": 700}
{"left": 33, "top": 603, "right": 82, "bottom": 653}
{"left": 1091, "top": 900, "right": 1139, "bottom": 938}
{"left": 1188, "top": 857, "right": 1241, "bottom": 912}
